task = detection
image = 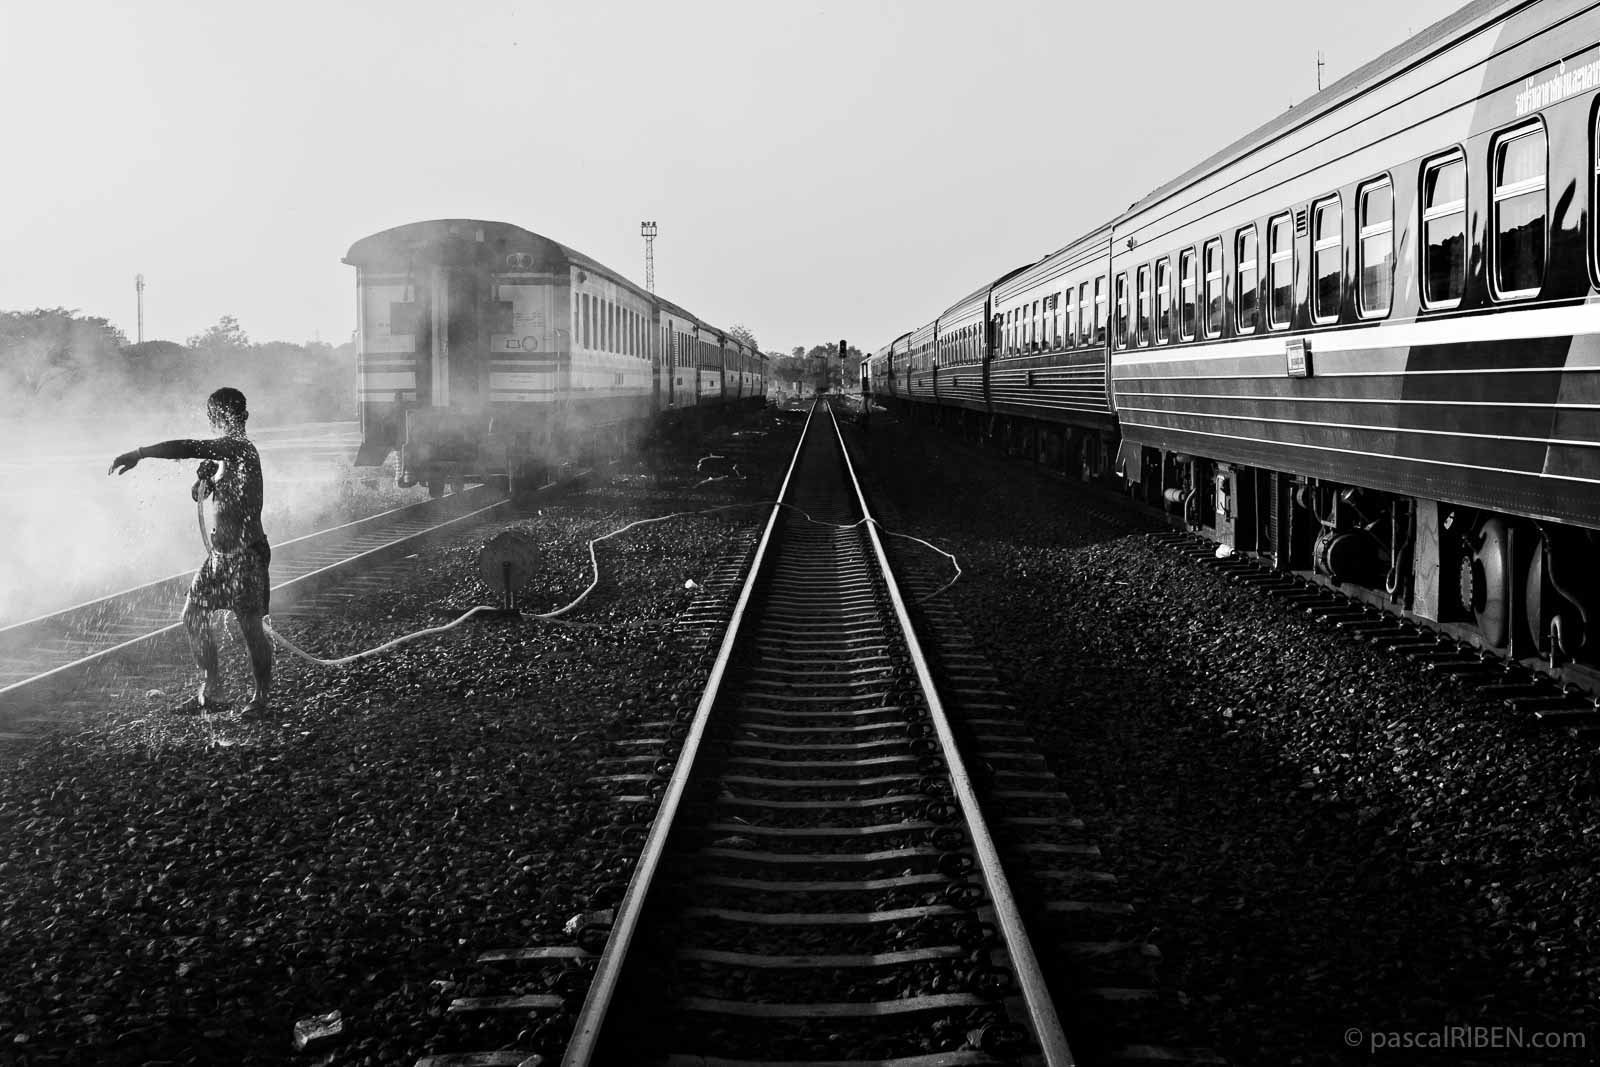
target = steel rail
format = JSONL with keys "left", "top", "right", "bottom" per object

{"left": 828, "top": 403, "right": 1077, "bottom": 1065}
{"left": 0, "top": 492, "right": 510, "bottom": 705}
{"left": 0, "top": 486, "right": 498, "bottom": 637}
{"left": 560, "top": 401, "right": 819, "bottom": 1066}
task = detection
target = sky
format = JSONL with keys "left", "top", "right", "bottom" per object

{"left": 0, "top": 0, "right": 1467, "bottom": 357}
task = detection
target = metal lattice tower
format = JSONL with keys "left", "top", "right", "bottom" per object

{"left": 135, "top": 274, "right": 145, "bottom": 343}
{"left": 640, "top": 220, "right": 658, "bottom": 293}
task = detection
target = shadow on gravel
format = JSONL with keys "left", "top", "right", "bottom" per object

{"left": 857, "top": 413, "right": 1600, "bottom": 1067}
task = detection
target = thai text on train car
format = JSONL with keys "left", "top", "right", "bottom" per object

{"left": 1516, "top": 57, "right": 1600, "bottom": 117}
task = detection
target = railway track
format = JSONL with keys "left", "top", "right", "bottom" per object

{"left": 505, "top": 400, "right": 1072, "bottom": 1064}
{"left": 0, "top": 487, "right": 512, "bottom": 729}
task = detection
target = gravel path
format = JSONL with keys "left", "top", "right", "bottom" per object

{"left": 853, "top": 413, "right": 1600, "bottom": 1067}
{"left": 0, "top": 414, "right": 800, "bottom": 1066}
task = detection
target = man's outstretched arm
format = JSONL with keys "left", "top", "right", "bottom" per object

{"left": 108, "top": 438, "right": 237, "bottom": 475}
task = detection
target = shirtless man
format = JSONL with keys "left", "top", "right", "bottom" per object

{"left": 109, "top": 387, "right": 273, "bottom": 714}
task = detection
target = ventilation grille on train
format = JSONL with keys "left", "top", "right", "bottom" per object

{"left": 1295, "top": 209, "right": 1309, "bottom": 236}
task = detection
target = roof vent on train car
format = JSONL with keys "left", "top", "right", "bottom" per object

{"left": 1295, "top": 209, "right": 1308, "bottom": 237}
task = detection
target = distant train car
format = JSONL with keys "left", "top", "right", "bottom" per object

{"left": 875, "top": 0, "right": 1600, "bottom": 687}
{"left": 345, "top": 219, "right": 751, "bottom": 495}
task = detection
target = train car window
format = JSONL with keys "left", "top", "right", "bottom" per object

{"left": 1076, "top": 284, "right": 1088, "bottom": 345}
{"left": 1093, "top": 277, "right": 1107, "bottom": 345}
{"left": 1155, "top": 259, "right": 1171, "bottom": 343}
{"left": 1492, "top": 123, "right": 1547, "bottom": 299}
{"left": 1312, "top": 196, "right": 1342, "bottom": 323}
{"left": 1028, "top": 300, "right": 1037, "bottom": 351}
{"left": 1135, "top": 265, "right": 1151, "bottom": 346}
{"left": 1236, "top": 227, "right": 1259, "bottom": 332}
{"left": 1356, "top": 177, "right": 1395, "bottom": 315}
{"left": 581, "top": 293, "right": 592, "bottom": 349}
{"left": 1179, "top": 250, "right": 1197, "bottom": 340}
{"left": 1268, "top": 214, "right": 1294, "bottom": 328}
{"left": 1203, "top": 239, "right": 1224, "bottom": 337}
{"left": 389, "top": 302, "right": 417, "bottom": 336}
{"left": 1421, "top": 153, "right": 1467, "bottom": 308}
{"left": 1114, "top": 273, "right": 1129, "bottom": 349}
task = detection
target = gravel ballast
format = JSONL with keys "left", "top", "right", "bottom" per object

{"left": 852, "top": 413, "right": 1600, "bottom": 1067}
{"left": 0, "top": 414, "right": 800, "bottom": 1066}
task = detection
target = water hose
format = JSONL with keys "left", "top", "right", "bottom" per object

{"left": 189, "top": 471, "right": 962, "bottom": 669}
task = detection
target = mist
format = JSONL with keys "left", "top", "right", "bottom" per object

{"left": 0, "top": 310, "right": 417, "bottom": 627}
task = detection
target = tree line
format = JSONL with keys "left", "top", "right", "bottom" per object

{"left": 0, "top": 309, "right": 354, "bottom": 422}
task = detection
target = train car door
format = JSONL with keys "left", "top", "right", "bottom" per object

{"left": 650, "top": 312, "right": 663, "bottom": 412}
{"left": 446, "top": 269, "right": 483, "bottom": 411}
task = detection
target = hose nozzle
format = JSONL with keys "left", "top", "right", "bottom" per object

{"left": 192, "top": 460, "right": 219, "bottom": 502}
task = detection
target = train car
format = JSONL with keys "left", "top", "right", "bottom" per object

{"left": 1110, "top": 0, "right": 1600, "bottom": 678}
{"left": 987, "top": 233, "right": 1117, "bottom": 473}
{"left": 695, "top": 322, "right": 725, "bottom": 407}
{"left": 934, "top": 281, "right": 994, "bottom": 420}
{"left": 346, "top": 220, "right": 650, "bottom": 495}
{"left": 883, "top": 332, "right": 912, "bottom": 404}
{"left": 878, "top": 0, "right": 1600, "bottom": 686}
{"left": 656, "top": 298, "right": 700, "bottom": 417}
{"left": 347, "top": 219, "right": 749, "bottom": 494}
{"left": 903, "top": 321, "right": 938, "bottom": 406}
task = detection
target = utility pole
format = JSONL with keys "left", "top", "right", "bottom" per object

{"left": 135, "top": 273, "right": 145, "bottom": 343}
{"left": 640, "top": 220, "right": 658, "bottom": 293}
{"left": 1317, "top": 51, "right": 1325, "bottom": 92}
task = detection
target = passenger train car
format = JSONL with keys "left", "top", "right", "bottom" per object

{"left": 871, "top": 0, "right": 1600, "bottom": 686}
{"left": 345, "top": 219, "right": 765, "bottom": 496}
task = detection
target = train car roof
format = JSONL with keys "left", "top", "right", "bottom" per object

{"left": 941, "top": 262, "right": 1034, "bottom": 319}
{"left": 994, "top": 223, "right": 1116, "bottom": 302}
{"left": 1122, "top": 0, "right": 1513, "bottom": 217}
{"left": 344, "top": 218, "right": 651, "bottom": 298}
{"left": 656, "top": 297, "right": 700, "bottom": 324}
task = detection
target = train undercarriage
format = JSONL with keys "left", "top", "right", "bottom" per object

{"left": 881, "top": 394, "right": 1600, "bottom": 694}
{"left": 1128, "top": 444, "right": 1600, "bottom": 693}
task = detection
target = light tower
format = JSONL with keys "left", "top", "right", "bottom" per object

{"left": 640, "top": 220, "right": 658, "bottom": 293}
{"left": 135, "top": 274, "right": 145, "bottom": 343}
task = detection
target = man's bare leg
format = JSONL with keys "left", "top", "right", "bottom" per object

{"left": 182, "top": 598, "right": 224, "bottom": 706}
{"left": 236, "top": 612, "right": 273, "bottom": 713}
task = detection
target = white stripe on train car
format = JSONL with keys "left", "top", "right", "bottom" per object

{"left": 1112, "top": 301, "right": 1600, "bottom": 370}
{"left": 1115, "top": 401, "right": 1600, "bottom": 450}
{"left": 360, "top": 371, "right": 417, "bottom": 391}
{"left": 1117, "top": 419, "right": 1600, "bottom": 485}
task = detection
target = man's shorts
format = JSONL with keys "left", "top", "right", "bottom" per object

{"left": 189, "top": 545, "right": 271, "bottom": 615}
